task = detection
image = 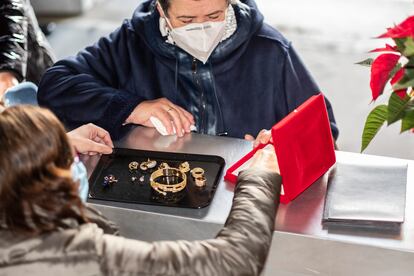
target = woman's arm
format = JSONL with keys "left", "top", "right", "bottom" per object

{"left": 98, "top": 160, "right": 281, "bottom": 276}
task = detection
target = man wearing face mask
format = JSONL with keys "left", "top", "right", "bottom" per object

{"left": 37, "top": 0, "right": 339, "bottom": 142}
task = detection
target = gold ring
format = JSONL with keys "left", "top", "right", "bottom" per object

{"left": 150, "top": 168, "right": 187, "bottom": 196}
{"left": 195, "top": 176, "right": 207, "bottom": 188}
{"left": 129, "top": 161, "right": 139, "bottom": 172}
{"left": 190, "top": 167, "right": 205, "bottom": 178}
{"left": 140, "top": 163, "right": 148, "bottom": 171}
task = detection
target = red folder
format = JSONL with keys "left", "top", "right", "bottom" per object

{"left": 224, "top": 93, "right": 336, "bottom": 204}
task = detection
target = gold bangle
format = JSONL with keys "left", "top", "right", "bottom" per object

{"left": 150, "top": 168, "right": 187, "bottom": 196}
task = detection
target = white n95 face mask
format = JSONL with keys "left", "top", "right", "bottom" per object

{"left": 165, "top": 13, "right": 227, "bottom": 64}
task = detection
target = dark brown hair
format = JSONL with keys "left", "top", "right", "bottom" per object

{"left": 0, "top": 105, "right": 88, "bottom": 235}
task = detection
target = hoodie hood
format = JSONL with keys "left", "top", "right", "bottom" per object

{"left": 130, "top": 0, "right": 264, "bottom": 71}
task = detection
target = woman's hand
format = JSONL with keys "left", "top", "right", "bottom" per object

{"left": 0, "top": 71, "right": 19, "bottom": 105}
{"left": 248, "top": 144, "right": 280, "bottom": 174}
{"left": 125, "top": 98, "right": 195, "bottom": 137}
{"left": 67, "top": 123, "right": 114, "bottom": 156}
{"left": 244, "top": 129, "right": 273, "bottom": 148}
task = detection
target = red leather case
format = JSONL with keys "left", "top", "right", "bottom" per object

{"left": 224, "top": 93, "right": 336, "bottom": 204}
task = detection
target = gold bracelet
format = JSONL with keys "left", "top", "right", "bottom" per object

{"left": 150, "top": 168, "right": 187, "bottom": 196}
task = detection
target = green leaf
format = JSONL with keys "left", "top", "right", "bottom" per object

{"left": 390, "top": 63, "right": 402, "bottom": 77}
{"left": 405, "top": 58, "right": 414, "bottom": 68}
{"left": 393, "top": 80, "right": 414, "bottom": 90}
{"left": 387, "top": 92, "right": 410, "bottom": 125}
{"left": 403, "top": 37, "right": 414, "bottom": 56}
{"left": 361, "top": 105, "right": 388, "bottom": 152}
{"left": 356, "top": 58, "right": 374, "bottom": 67}
{"left": 394, "top": 38, "right": 406, "bottom": 53}
{"left": 406, "top": 98, "right": 414, "bottom": 112}
{"left": 393, "top": 68, "right": 414, "bottom": 90}
{"left": 401, "top": 109, "right": 414, "bottom": 132}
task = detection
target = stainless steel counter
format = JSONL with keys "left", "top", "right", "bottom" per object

{"left": 84, "top": 127, "right": 414, "bottom": 275}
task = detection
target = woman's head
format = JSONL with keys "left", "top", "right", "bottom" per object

{"left": 157, "top": 0, "right": 230, "bottom": 27}
{"left": 0, "top": 105, "right": 87, "bottom": 235}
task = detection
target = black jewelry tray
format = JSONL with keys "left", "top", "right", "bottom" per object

{"left": 88, "top": 148, "right": 225, "bottom": 209}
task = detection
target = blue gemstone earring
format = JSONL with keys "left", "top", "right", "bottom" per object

{"left": 103, "top": 175, "right": 118, "bottom": 187}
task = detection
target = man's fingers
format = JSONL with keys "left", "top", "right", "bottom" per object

{"left": 173, "top": 106, "right": 192, "bottom": 132}
{"left": 177, "top": 106, "right": 195, "bottom": 124}
{"left": 153, "top": 109, "right": 174, "bottom": 135}
{"left": 166, "top": 107, "right": 184, "bottom": 137}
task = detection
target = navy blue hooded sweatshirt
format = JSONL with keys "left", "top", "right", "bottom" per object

{"left": 38, "top": 0, "right": 339, "bottom": 140}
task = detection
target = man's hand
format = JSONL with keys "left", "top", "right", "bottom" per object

{"left": 0, "top": 72, "right": 19, "bottom": 105}
{"left": 244, "top": 129, "right": 273, "bottom": 148}
{"left": 125, "top": 98, "right": 195, "bottom": 137}
{"left": 248, "top": 144, "right": 280, "bottom": 173}
{"left": 67, "top": 123, "right": 114, "bottom": 156}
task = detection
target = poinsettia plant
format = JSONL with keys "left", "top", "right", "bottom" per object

{"left": 359, "top": 16, "right": 414, "bottom": 152}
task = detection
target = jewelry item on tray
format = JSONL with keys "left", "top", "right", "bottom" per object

{"left": 140, "top": 159, "right": 157, "bottom": 171}
{"left": 195, "top": 176, "right": 207, "bottom": 188}
{"left": 139, "top": 176, "right": 145, "bottom": 182}
{"left": 103, "top": 174, "right": 118, "bottom": 187}
{"left": 190, "top": 167, "right": 205, "bottom": 178}
{"left": 146, "top": 159, "right": 157, "bottom": 169}
{"left": 158, "top": 162, "right": 170, "bottom": 170}
{"left": 150, "top": 168, "right": 187, "bottom": 196}
{"left": 178, "top": 161, "right": 190, "bottom": 173}
{"left": 140, "top": 162, "right": 148, "bottom": 171}
{"left": 131, "top": 176, "right": 138, "bottom": 183}
{"left": 129, "top": 161, "right": 139, "bottom": 172}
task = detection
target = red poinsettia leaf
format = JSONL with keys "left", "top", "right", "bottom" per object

{"left": 394, "top": 89, "right": 407, "bottom": 99}
{"left": 370, "top": 53, "right": 401, "bottom": 100}
{"left": 390, "top": 68, "right": 407, "bottom": 99}
{"left": 379, "top": 16, "right": 414, "bottom": 38}
{"left": 390, "top": 68, "right": 405, "bottom": 85}
{"left": 391, "top": 67, "right": 405, "bottom": 86}
{"left": 370, "top": 44, "right": 398, "bottom": 53}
